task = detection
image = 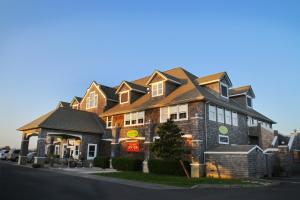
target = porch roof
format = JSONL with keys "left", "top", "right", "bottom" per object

{"left": 18, "top": 107, "right": 105, "bottom": 134}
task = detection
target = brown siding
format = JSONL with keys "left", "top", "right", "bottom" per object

{"left": 149, "top": 73, "right": 165, "bottom": 84}
{"left": 80, "top": 84, "right": 106, "bottom": 115}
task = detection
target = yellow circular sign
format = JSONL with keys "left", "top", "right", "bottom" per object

{"left": 127, "top": 130, "right": 139, "bottom": 138}
{"left": 219, "top": 126, "right": 229, "bottom": 135}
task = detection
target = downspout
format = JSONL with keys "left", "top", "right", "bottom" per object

{"left": 203, "top": 100, "right": 210, "bottom": 166}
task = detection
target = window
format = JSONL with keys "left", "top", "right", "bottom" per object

{"left": 160, "top": 104, "right": 188, "bottom": 123}
{"left": 220, "top": 83, "right": 228, "bottom": 98}
{"left": 106, "top": 116, "right": 113, "bottom": 128}
{"left": 232, "top": 112, "right": 238, "bottom": 126}
{"left": 247, "top": 116, "right": 252, "bottom": 126}
{"left": 209, "top": 105, "right": 216, "bottom": 121}
{"left": 225, "top": 110, "right": 232, "bottom": 125}
{"left": 125, "top": 114, "right": 131, "bottom": 125}
{"left": 75, "top": 145, "right": 79, "bottom": 156}
{"left": 247, "top": 96, "right": 252, "bottom": 108}
{"left": 253, "top": 119, "right": 257, "bottom": 125}
{"left": 72, "top": 104, "right": 79, "bottom": 109}
{"left": 152, "top": 81, "right": 164, "bottom": 97}
{"left": 120, "top": 91, "right": 129, "bottom": 104}
{"left": 219, "top": 135, "right": 229, "bottom": 144}
{"left": 54, "top": 145, "right": 60, "bottom": 155}
{"left": 217, "top": 107, "right": 224, "bottom": 123}
{"left": 87, "top": 144, "right": 97, "bottom": 160}
{"left": 124, "top": 111, "right": 145, "bottom": 126}
{"left": 86, "top": 91, "right": 98, "bottom": 109}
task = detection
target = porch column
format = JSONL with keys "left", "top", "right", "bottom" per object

{"left": 143, "top": 120, "right": 154, "bottom": 173}
{"left": 18, "top": 134, "right": 29, "bottom": 165}
{"left": 190, "top": 113, "right": 205, "bottom": 178}
{"left": 110, "top": 125, "right": 120, "bottom": 168}
{"left": 34, "top": 129, "right": 47, "bottom": 166}
{"left": 48, "top": 136, "right": 55, "bottom": 155}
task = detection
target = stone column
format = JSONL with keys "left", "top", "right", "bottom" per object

{"left": 190, "top": 113, "right": 205, "bottom": 178}
{"left": 34, "top": 129, "right": 47, "bottom": 166}
{"left": 110, "top": 125, "right": 120, "bottom": 168}
{"left": 18, "top": 134, "right": 29, "bottom": 165}
{"left": 143, "top": 120, "right": 154, "bottom": 173}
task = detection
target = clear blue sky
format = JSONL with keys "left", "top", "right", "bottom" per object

{"left": 0, "top": 0, "right": 299, "bottom": 148}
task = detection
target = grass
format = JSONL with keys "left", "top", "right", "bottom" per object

{"left": 96, "top": 171, "right": 259, "bottom": 187}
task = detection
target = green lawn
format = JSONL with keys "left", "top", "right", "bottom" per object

{"left": 96, "top": 171, "right": 260, "bottom": 187}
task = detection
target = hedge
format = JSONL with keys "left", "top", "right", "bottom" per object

{"left": 94, "top": 157, "right": 110, "bottom": 169}
{"left": 112, "top": 157, "right": 142, "bottom": 171}
{"left": 148, "top": 159, "right": 190, "bottom": 176}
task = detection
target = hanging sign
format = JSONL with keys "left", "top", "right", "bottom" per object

{"left": 219, "top": 126, "right": 229, "bottom": 135}
{"left": 127, "top": 142, "right": 139, "bottom": 152}
{"left": 127, "top": 130, "right": 139, "bottom": 138}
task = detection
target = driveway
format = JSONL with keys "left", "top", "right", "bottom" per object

{"left": 0, "top": 161, "right": 299, "bottom": 200}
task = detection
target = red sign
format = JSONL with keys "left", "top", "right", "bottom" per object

{"left": 127, "top": 142, "right": 139, "bottom": 152}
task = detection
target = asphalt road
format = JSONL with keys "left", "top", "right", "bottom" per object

{"left": 0, "top": 162, "right": 299, "bottom": 200}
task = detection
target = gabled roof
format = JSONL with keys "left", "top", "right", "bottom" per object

{"left": 115, "top": 81, "right": 147, "bottom": 94}
{"left": 98, "top": 84, "right": 118, "bottom": 101}
{"left": 101, "top": 67, "right": 275, "bottom": 124}
{"left": 18, "top": 107, "right": 105, "bottom": 134}
{"left": 146, "top": 70, "right": 182, "bottom": 85}
{"left": 229, "top": 85, "right": 255, "bottom": 98}
{"left": 82, "top": 81, "right": 118, "bottom": 103}
{"left": 196, "top": 72, "right": 233, "bottom": 87}
{"left": 70, "top": 96, "right": 82, "bottom": 105}
{"left": 57, "top": 101, "right": 70, "bottom": 108}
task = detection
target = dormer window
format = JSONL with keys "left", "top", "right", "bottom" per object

{"left": 152, "top": 81, "right": 163, "bottom": 97}
{"left": 86, "top": 91, "right": 98, "bottom": 109}
{"left": 220, "top": 83, "right": 229, "bottom": 98}
{"left": 247, "top": 96, "right": 252, "bottom": 108}
{"left": 120, "top": 91, "right": 129, "bottom": 104}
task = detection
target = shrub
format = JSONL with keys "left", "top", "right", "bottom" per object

{"left": 32, "top": 163, "right": 42, "bottom": 168}
{"left": 112, "top": 157, "right": 142, "bottom": 171}
{"left": 94, "top": 157, "right": 110, "bottom": 169}
{"left": 148, "top": 159, "right": 190, "bottom": 176}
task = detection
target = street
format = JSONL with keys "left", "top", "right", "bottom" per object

{"left": 0, "top": 162, "right": 299, "bottom": 200}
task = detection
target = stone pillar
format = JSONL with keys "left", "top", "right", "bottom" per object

{"left": 18, "top": 134, "right": 29, "bottom": 165}
{"left": 110, "top": 126, "right": 120, "bottom": 168}
{"left": 190, "top": 113, "right": 205, "bottom": 178}
{"left": 278, "top": 146, "right": 293, "bottom": 177}
{"left": 34, "top": 129, "right": 47, "bottom": 166}
{"left": 143, "top": 120, "right": 154, "bottom": 173}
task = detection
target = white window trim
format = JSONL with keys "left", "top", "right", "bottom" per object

{"left": 106, "top": 116, "right": 113, "bottom": 129}
{"left": 232, "top": 112, "right": 238, "bottom": 126}
{"left": 87, "top": 144, "right": 97, "bottom": 160}
{"left": 225, "top": 110, "right": 232, "bottom": 125}
{"left": 151, "top": 81, "right": 164, "bottom": 97}
{"left": 220, "top": 82, "right": 229, "bottom": 99}
{"left": 86, "top": 91, "right": 98, "bottom": 109}
{"left": 217, "top": 107, "right": 225, "bottom": 123}
{"left": 246, "top": 95, "right": 253, "bottom": 108}
{"left": 209, "top": 105, "right": 216, "bottom": 122}
{"left": 159, "top": 104, "right": 188, "bottom": 123}
{"left": 119, "top": 91, "right": 130, "bottom": 104}
{"left": 219, "top": 135, "right": 229, "bottom": 144}
{"left": 124, "top": 111, "right": 145, "bottom": 127}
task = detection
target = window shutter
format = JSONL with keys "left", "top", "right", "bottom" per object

{"left": 160, "top": 107, "right": 168, "bottom": 123}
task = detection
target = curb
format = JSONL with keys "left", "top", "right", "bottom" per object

{"left": 191, "top": 181, "right": 281, "bottom": 189}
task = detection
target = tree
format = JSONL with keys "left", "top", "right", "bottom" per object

{"left": 150, "top": 119, "right": 184, "bottom": 160}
